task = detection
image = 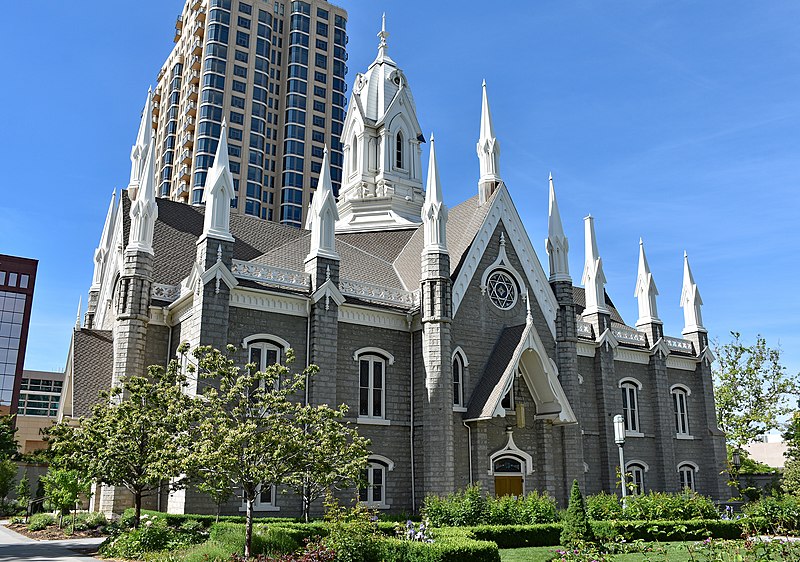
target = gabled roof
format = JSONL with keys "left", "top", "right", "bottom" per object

{"left": 572, "top": 286, "right": 627, "bottom": 326}
{"left": 465, "top": 324, "right": 525, "bottom": 421}
{"left": 70, "top": 329, "right": 113, "bottom": 418}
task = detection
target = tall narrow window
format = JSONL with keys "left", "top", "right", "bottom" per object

{"left": 678, "top": 463, "right": 696, "bottom": 491}
{"left": 351, "top": 134, "right": 358, "bottom": 172}
{"left": 627, "top": 463, "right": 646, "bottom": 495}
{"left": 453, "top": 354, "right": 464, "bottom": 407}
{"left": 395, "top": 131, "right": 403, "bottom": 169}
{"left": 358, "top": 457, "right": 392, "bottom": 508}
{"left": 672, "top": 386, "right": 690, "bottom": 436}
{"left": 359, "top": 355, "right": 385, "bottom": 419}
{"left": 620, "top": 381, "right": 640, "bottom": 433}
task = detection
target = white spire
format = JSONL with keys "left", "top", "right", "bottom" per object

{"left": 376, "top": 12, "right": 392, "bottom": 63}
{"left": 680, "top": 251, "right": 705, "bottom": 334}
{"left": 545, "top": 173, "right": 570, "bottom": 282}
{"left": 422, "top": 134, "right": 448, "bottom": 254}
{"left": 306, "top": 146, "right": 339, "bottom": 261}
{"left": 128, "top": 88, "right": 154, "bottom": 201}
{"left": 477, "top": 80, "right": 502, "bottom": 205}
{"left": 581, "top": 215, "right": 608, "bottom": 315}
{"left": 201, "top": 119, "right": 235, "bottom": 242}
{"left": 634, "top": 238, "right": 661, "bottom": 327}
{"left": 127, "top": 132, "right": 158, "bottom": 255}
{"left": 75, "top": 296, "right": 82, "bottom": 330}
{"left": 91, "top": 191, "right": 118, "bottom": 289}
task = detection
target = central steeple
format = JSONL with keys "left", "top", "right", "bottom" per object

{"left": 336, "top": 15, "right": 425, "bottom": 232}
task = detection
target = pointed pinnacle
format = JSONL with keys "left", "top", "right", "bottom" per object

{"left": 425, "top": 133, "right": 442, "bottom": 205}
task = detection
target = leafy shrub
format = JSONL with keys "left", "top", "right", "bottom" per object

{"left": 321, "top": 499, "right": 383, "bottom": 562}
{"left": 423, "top": 484, "right": 489, "bottom": 527}
{"left": 101, "top": 515, "right": 207, "bottom": 558}
{"left": 85, "top": 511, "right": 108, "bottom": 529}
{"left": 742, "top": 495, "right": 800, "bottom": 531}
{"left": 10, "top": 516, "right": 25, "bottom": 525}
{"left": 487, "top": 490, "right": 559, "bottom": 525}
{"left": 586, "top": 491, "right": 623, "bottom": 521}
{"left": 145, "top": 540, "right": 234, "bottom": 562}
{"left": 622, "top": 490, "right": 719, "bottom": 521}
{"left": 561, "top": 480, "right": 594, "bottom": 546}
{"left": 209, "top": 522, "right": 270, "bottom": 556}
{"left": 28, "top": 512, "right": 56, "bottom": 531}
{"left": 589, "top": 519, "right": 744, "bottom": 542}
{"left": 122, "top": 508, "right": 299, "bottom": 529}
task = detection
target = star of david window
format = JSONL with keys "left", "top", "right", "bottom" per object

{"left": 487, "top": 270, "right": 517, "bottom": 310}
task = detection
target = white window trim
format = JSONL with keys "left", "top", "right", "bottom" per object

{"left": 355, "top": 350, "right": 390, "bottom": 422}
{"left": 619, "top": 378, "right": 642, "bottom": 436}
{"left": 677, "top": 462, "right": 699, "bottom": 491}
{"left": 671, "top": 384, "right": 692, "bottom": 438}
{"left": 242, "top": 333, "right": 291, "bottom": 350}
{"left": 360, "top": 456, "right": 394, "bottom": 510}
{"left": 239, "top": 484, "right": 280, "bottom": 512}
{"left": 452, "top": 348, "right": 468, "bottom": 411}
{"left": 625, "top": 460, "right": 648, "bottom": 496}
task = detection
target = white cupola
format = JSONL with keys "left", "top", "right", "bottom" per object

{"left": 336, "top": 14, "right": 425, "bottom": 232}
{"left": 421, "top": 134, "right": 448, "bottom": 255}
{"left": 200, "top": 119, "right": 235, "bottom": 243}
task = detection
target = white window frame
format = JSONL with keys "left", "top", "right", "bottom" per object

{"left": 452, "top": 348, "right": 468, "bottom": 411}
{"left": 359, "top": 455, "right": 394, "bottom": 509}
{"left": 670, "top": 384, "right": 692, "bottom": 438}
{"left": 625, "top": 460, "right": 648, "bottom": 496}
{"left": 619, "top": 378, "right": 643, "bottom": 436}
{"left": 678, "top": 462, "right": 699, "bottom": 491}
{"left": 395, "top": 130, "right": 404, "bottom": 170}
{"left": 354, "top": 348, "right": 392, "bottom": 425}
{"left": 239, "top": 483, "right": 279, "bottom": 512}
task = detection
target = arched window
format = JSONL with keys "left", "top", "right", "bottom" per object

{"left": 626, "top": 461, "right": 647, "bottom": 495}
{"left": 619, "top": 379, "right": 641, "bottom": 433}
{"left": 671, "top": 385, "right": 691, "bottom": 436}
{"left": 354, "top": 348, "right": 393, "bottom": 421}
{"left": 678, "top": 462, "right": 698, "bottom": 491}
{"left": 395, "top": 131, "right": 404, "bottom": 169}
{"left": 351, "top": 134, "right": 358, "bottom": 172}
{"left": 452, "top": 353, "right": 464, "bottom": 408}
{"left": 243, "top": 334, "right": 289, "bottom": 390}
{"left": 359, "top": 455, "right": 393, "bottom": 508}
{"left": 493, "top": 457, "right": 523, "bottom": 474}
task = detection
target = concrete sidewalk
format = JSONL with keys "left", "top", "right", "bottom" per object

{"left": 0, "top": 523, "right": 104, "bottom": 561}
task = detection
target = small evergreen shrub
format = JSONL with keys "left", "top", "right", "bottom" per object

{"left": 622, "top": 490, "right": 719, "bottom": 521}
{"left": 586, "top": 491, "right": 623, "bottom": 521}
{"left": 28, "top": 513, "right": 56, "bottom": 531}
{"left": 560, "top": 480, "right": 595, "bottom": 546}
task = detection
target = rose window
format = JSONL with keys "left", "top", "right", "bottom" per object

{"left": 486, "top": 270, "right": 517, "bottom": 310}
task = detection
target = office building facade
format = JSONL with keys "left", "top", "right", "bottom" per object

{"left": 152, "top": 0, "right": 348, "bottom": 227}
{"left": 0, "top": 254, "right": 37, "bottom": 417}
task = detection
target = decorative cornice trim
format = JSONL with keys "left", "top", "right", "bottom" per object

{"left": 229, "top": 287, "right": 308, "bottom": 317}
{"left": 339, "top": 304, "right": 410, "bottom": 332}
{"left": 577, "top": 342, "right": 596, "bottom": 357}
{"left": 666, "top": 356, "right": 698, "bottom": 371}
{"left": 614, "top": 347, "right": 650, "bottom": 365}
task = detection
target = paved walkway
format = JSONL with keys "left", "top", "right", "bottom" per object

{"left": 0, "top": 523, "right": 103, "bottom": 561}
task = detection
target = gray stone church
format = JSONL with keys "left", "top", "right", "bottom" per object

{"left": 61, "top": 24, "right": 728, "bottom": 517}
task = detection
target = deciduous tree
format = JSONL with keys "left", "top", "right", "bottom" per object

{"left": 41, "top": 468, "right": 91, "bottom": 528}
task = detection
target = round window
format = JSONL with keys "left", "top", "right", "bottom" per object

{"left": 487, "top": 270, "right": 517, "bottom": 310}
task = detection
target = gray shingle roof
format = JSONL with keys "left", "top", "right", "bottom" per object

{"left": 71, "top": 329, "right": 113, "bottom": 418}
{"left": 465, "top": 324, "right": 526, "bottom": 420}
{"left": 572, "top": 286, "right": 627, "bottom": 326}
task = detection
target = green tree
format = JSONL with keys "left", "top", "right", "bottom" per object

{"left": 783, "top": 409, "right": 800, "bottom": 463}
{"left": 284, "top": 402, "right": 369, "bottom": 522}
{"left": 560, "top": 479, "right": 594, "bottom": 546}
{"left": 15, "top": 472, "right": 31, "bottom": 509}
{"left": 713, "top": 332, "right": 798, "bottom": 451}
{"left": 0, "top": 415, "right": 18, "bottom": 460}
{"left": 41, "top": 468, "right": 91, "bottom": 528}
{"left": 0, "top": 459, "right": 16, "bottom": 507}
{"left": 47, "top": 360, "right": 192, "bottom": 528}
{"left": 188, "top": 345, "right": 367, "bottom": 557}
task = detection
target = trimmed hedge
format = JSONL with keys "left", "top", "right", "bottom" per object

{"left": 382, "top": 536, "right": 501, "bottom": 562}
{"left": 465, "top": 524, "right": 562, "bottom": 548}
{"left": 127, "top": 508, "right": 298, "bottom": 528}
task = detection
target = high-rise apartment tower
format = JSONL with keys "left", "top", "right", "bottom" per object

{"left": 152, "top": 0, "right": 348, "bottom": 226}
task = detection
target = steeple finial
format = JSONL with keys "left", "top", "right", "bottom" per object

{"left": 127, "top": 131, "right": 158, "bottom": 255}
{"left": 127, "top": 89, "right": 154, "bottom": 201}
{"left": 200, "top": 119, "right": 235, "bottom": 242}
{"left": 581, "top": 215, "right": 609, "bottom": 316}
{"left": 422, "top": 133, "right": 448, "bottom": 254}
{"left": 91, "top": 191, "right": 119, "bottom": 289}
{"left": 634, "top": 238, "right": 661, "bottom": 327}
{"left": 680, "top": 251, "right": 705, "bottom": 334}
{"left": 75, "top": 296, "right": 82, "bottom": 330}
{"left": 377, "top": 13, "right": 389, "bottom": 59}
{"left": 306, "top": 145, "right": 340, "bottom": 261}
{"left": 546, "top": 173, "right": 570, "bottom": 282}
{"left": 477, "top": 81, "right": 501, "bottom": 205}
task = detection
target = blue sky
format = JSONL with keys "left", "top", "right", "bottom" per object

{"left": 1, "top": 1, "right": 799, "bottom": 380}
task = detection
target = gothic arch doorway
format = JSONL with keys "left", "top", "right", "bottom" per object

{"left": 493, "top": 456, "right": 524, "bottom": 497}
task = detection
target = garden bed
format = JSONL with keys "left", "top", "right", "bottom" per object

{"left": 7, "top": 522, "right": 105, "bottom": 541}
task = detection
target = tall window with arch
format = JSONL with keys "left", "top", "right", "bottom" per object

{"left": 671, "top": 386, "right": 690, "bottom": 436}
{"left": 358, "top": 354, "right": 386, "bottom": 419}
{"left": 620, "top": 380, "right": 640, "bottom": 433}
{"left": 351, "top": 134, "right": 358, "bottom": 173}
{"left": 395, "top": 131, "right": 403, "bottom": 169}
{"left": 244, "top": 335, "right": 288, "bottom": 390}
{"left": 678, "top": 463, "right": 697, "bottom": 491}
{"left": 627, "top": 462, "right": 646, "bottom": 495}
{"left": 452, "top": 353, "right": 464, "bottom": 408}
{"left": 359, "top": 456, "right": 392, "bottom": 508}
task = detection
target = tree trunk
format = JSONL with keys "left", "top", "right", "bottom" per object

{"left": 303, "top": 481, "right": 309, "bottom": 523}
{"left": 245, "top": 495, "right": 254, "bottom": 559}
{"left": 134, "top": 491, "right": 142, "bottom": 529}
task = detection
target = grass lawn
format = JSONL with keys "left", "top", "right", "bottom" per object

{"left": 500, "top": 542, "right": 696, "bottom": 561}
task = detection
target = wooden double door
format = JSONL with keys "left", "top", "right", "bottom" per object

{"left": 494, "top": 475, "right": 523, "bottom": 497}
